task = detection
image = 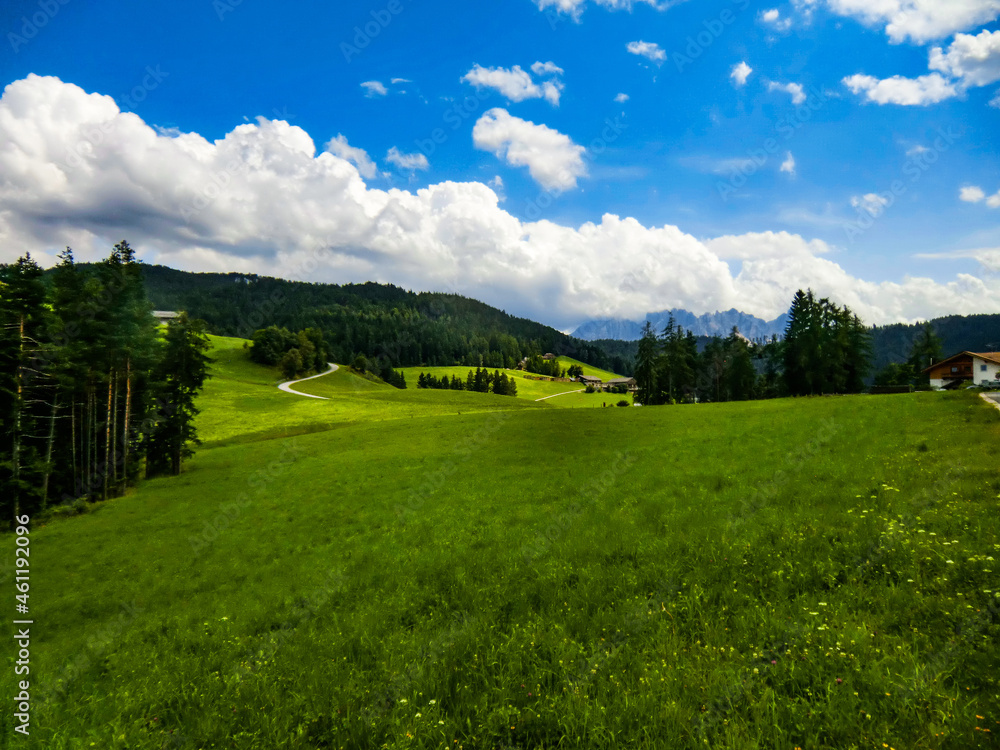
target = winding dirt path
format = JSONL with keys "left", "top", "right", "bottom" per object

{"left": 277, "top": 363, "right": 338, "bottom": 401}
{"left": 534, "top": 388, "right": 586, "bottom": 402}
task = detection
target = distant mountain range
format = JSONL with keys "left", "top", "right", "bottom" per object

{"left": 572, "top": 309, "right": 789, "bottom": 342}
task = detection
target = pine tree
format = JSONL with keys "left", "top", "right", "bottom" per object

{"left": 634, "top": 322, "right": 659, "bottom": 405}
{"left": 783, "top": 290, "right": 817, "bottom": 396}
{"left": 145, "top": 313, "right": 212, "bottom": 477}
{"left": 908, "top": 322, "right": 943, "bottom": 383}
{"left": 0, "top": 254, "right": 49, "bottom": 522}
{"left": 723, "top": 328, "right": 757, "bottom": 401}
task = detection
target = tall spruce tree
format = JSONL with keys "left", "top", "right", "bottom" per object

{"left": 724, "top": 328, "right": 758, "bottom": 401}
{"left": 634, "top": 322, "right": 659, "bottom": 405}
{"left": 908, "top": 322, "right": 943, "bottom": 383}
{"left": 146, "top": 312, "right": 212, "bottom": 477}
{"left": 0, "top": 254, "right": 49, "bottom": 522}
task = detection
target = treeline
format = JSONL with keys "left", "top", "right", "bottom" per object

{"left": 522, "top": 356, "right": 585, "bottom": 379}
{"left": 634, "top": 290, "right": 872, "bottom": 405}
{"left": 417, "top": 368, "right": 518, "bottom": 397}
{"left": 374, "top": 362, "right": 407, "bottom": 389}
{"left": 249, "top": 326, "right": 330, "bottom": 380}
{"left": 128, "top": 264, "right": 630, "bottom": 374}
{"left": 0, "top": 245, "right": 211, "bottom": 526}
{"left": 873, "top": 323, "right": 942, "bottom": 387}
{"left": 872, "top": 314, "right": 1000, "bottom": 373}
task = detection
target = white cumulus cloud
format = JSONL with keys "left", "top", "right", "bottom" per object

{"left": 1, "top": 75, "right": 997, "bottom": 332}
{"left": 842, "top": 73, "right": 957, "bottom": 105}
{"left": 731, "top": 62, "right": 753, "bottom": 87}
{"left": 360, "top": 80, "right": 388, "bottom": 98}
{"left": 531, "top": 61, "right": 565, "bottom": 76}
{"left": 615, "top": 92, "right": 630, "bottom": 103}
{"left": 472, "top": 108, "right": 587, "bottom": 191}
{"left": 768, "top": 81, "right": 807, "bottom": 104}
{"left": 462, "top": 64, "right": 563, "bottom": 106}
{"left": 929, "top": 29, "right": 1000, "bottom": 88}
{"left": 626, "top": 40, "right": 666, "bottom": 63}
{"left": 781, "top": 152, "right": 797, "bottom": 175}
{"left": 851, "top": 193, "right": 890, "bottom": 216}
{"left": 960, "top": 185, "right": 1000, "bottom": 208}
{"left": 815, "top": 0, "right": 1000, "bottom": 44}
{"left": 325, "top": 134, "right": 377, "bottom": 179}
{"left": 534, "top": 0, "right": 686, "bottom": 20}
{"left": 385, "top": 147, "right": 429, "bottom": 171}
{"left": 960, "top": 185, "right": 986, "bottom": 203}
{"left": 761, "top": 8, "right": 793, "bottom": 30}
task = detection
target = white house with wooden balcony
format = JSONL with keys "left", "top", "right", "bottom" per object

{"left": 923, "top": 352, "right": 1000, "bottom": 389}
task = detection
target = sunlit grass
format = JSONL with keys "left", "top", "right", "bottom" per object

{"left": 6, "top": 340, "right": 999, "bottom": 749}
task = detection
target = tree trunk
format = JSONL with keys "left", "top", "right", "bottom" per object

{"left": 103, "top": 370, "right": 112, "bottom": 501}
{"left": 123, "top": 358, "right": 131, "bottom": 487}
{"left": 87, "top": 386, "right": 94, "bottom": 498}
{"left": 70, "top": 398, "right": 77, "bottom": 494}
{"left": 41, "top": 395, "right": 59, "bottom": 507}
{"left": 12, "top": 314, "right": 24, "bottom": 520}
{"left": 111, "top": 369, "right": 118, "bottom": 492}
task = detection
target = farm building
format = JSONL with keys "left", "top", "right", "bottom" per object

{"left": 578, "top": 375, "right": 603, "bottom": 386}
{"left": 542, "top": 353, "right": 556, "bottom": 360}
{"left": 602, "top": 377, "right": 637, "bottom": 393}
{"left": 153, "top": 310, "right": 180, "bottom": 325}
{"left": 923, "top": 352, "right": 1000, "bottom": 389}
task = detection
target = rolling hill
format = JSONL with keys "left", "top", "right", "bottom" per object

{"left": 10, "top": 335, "right": 1000, "bottom": 748}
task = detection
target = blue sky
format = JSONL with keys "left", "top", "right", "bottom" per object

{"left": 0, "top": 0, "right": 998, "bottom": 328}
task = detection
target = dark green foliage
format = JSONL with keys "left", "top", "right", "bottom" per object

{"left": 782, "top": 290, "right": 872, "bottom": 396}
{"left": 632, "top": 292, "right": 871, "bottom": 406}
{"left": 907, "top": 322, "right": 944, "bottom": 384}
{"left": 378, "top": 363, "right": 407, "bottom": 389}
{"left": 634, "top": 322, "right": 659, "bottom": 405}
{"left": 128, "top": 264, "right": 617, "bottom": 373}
{"left": 250, "top": 326, "right": 298, "bottom": 365}
{"left": 416, "top": 367, "right": 515, "bottom": 396}
{"left": 523, "top": 355, "right": 566, "bottom": 378}
{"left": 657, "top": 317, "right": 699, "bottom": 404}
{"left": 0, "top": 244, "right": 212, "bottom": 525}
{"left": 251, "top": 325, "right": 329, "bottom": 379}
{"left": 874, "top": 361, "right": 915, "bottom": 387}
{"left": 0, "top": 253, "right": 49, "bottom": 521}
{"left": 871, "top": 314, "right": 999, "bottom": 374}
{"left": 145, "top": 313, "right": 213, "bottom": 477}
{"left": 279, "top": 349, "right": 304, "bottom": 380}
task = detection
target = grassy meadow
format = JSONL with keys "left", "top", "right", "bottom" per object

{"left": 396, "top": 355, "right": 623, "bottom": 407}
{"left": 4, "top": 336, "right": 999, "bottom": 749}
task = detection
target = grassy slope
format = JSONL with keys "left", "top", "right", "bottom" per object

{"left": 396, "top": 356, "right": 624, "bottom": 407}
{"left": 201, "top": 337, "right": 544, "bottom": 446}
{"left": 6, "top": 337, "right": 1000, "bottom": 749}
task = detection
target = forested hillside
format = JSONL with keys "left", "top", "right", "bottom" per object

{"left": 119, "top": 265, "right": 631, "bottom": 374}
{"left": 600, "top": 315, "right": 1000, "bottom": 380}
{"left": 872, "top": 314, "right": 1000, "bottom": 371}
{"left": 2, "top": 247, "right": 211, "bottom": 525}
{"left": 61, "top": 264, "right": 999, "bottom": 382}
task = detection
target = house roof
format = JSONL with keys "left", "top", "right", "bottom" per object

{"left": 605, "top": 377, "right": 636, "bottom": 385}
{"left": 579, "top": 375, "right": 602, "bottom": 382}
{"left": 922, "top": 351, "right": 1000, "bottom": 372}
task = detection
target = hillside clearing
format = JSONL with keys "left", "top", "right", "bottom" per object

{"left": 8, "top": 337, "right": 999, "bottom": 749}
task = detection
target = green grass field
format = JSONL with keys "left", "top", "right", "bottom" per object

{"left": 5, "top": 336, "right": 999, "bottom": 749}
{"left": 396, "top": 356, "right": 625, "bottom": 407}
